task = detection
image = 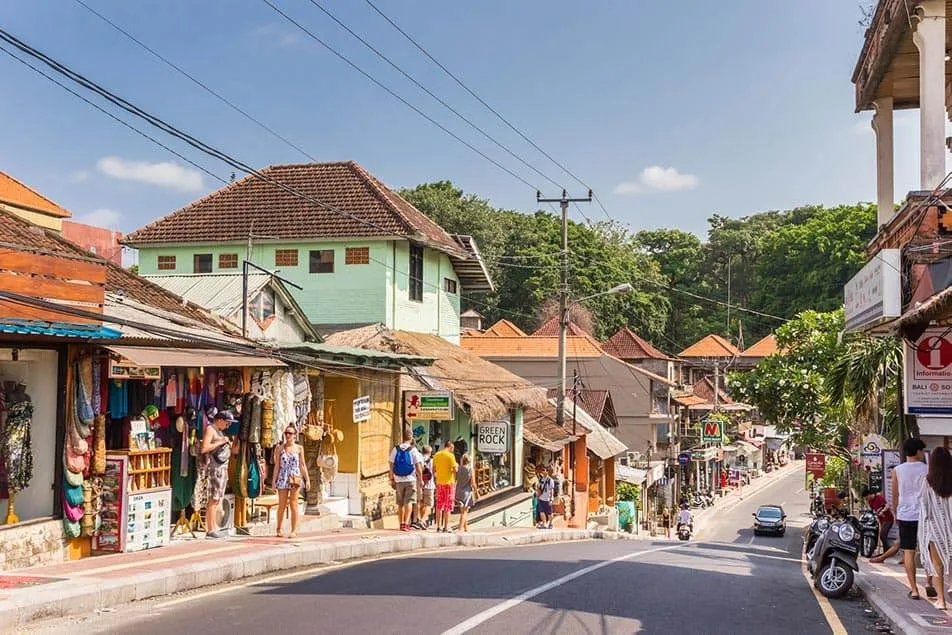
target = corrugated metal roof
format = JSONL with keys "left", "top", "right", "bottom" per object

{"left": 276, "top": 341, "right": 433, "bottom": 369}
{"left": 0, "top": 318, "right": 121, "bottom": 339}
{"left": 103, "top": 293, "right": 250, "bottom": 344}
{"left": 143, "top": 273, "right": 272, "bottom": 317}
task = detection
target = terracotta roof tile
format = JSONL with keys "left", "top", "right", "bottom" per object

{"left": 0, "top": 208, "right": 228, "bottom": 331}
{"left": 545, "top": 387, "right": 611, "bottom": 424}
{"left": 741, "top": 334, "right": 778, "bottom": 358}
{"left": 601, "top": 327, "right": 673, "bottom": 361}
{"left": 460, "top": 335, "right": 603, "bottom": 358}
{"left": 693, "top": 377, "right": 733, "bottom": 404}
{"left": 483, "top": 319, "right": 527, "bottom": 337}
{"left": 679, "top": 334, "right": 741, "bottom": 358}
{"left": 0, "top": 171, "right": 71, "bottom": 218}
{"left": 123, "top": 161, "right": 463, "bottom": 255}
{"left": 532, "top": 316, "right": 590, "bottom": 337}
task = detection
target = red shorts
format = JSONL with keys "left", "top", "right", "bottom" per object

{"left": 436, "top": 484, "right": 454, "bottom": 512}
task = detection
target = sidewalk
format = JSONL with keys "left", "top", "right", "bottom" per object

{"left": 859, "top": 558, "right": 952, "bottom": 634}
{"left": 0, "top": 522, "right": 641, "bottom": 631}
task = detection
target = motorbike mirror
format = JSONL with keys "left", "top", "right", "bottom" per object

{"left": 751, "top": 513, "right": 756, "bottom": 517}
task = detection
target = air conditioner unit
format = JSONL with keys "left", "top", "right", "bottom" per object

{"left": 214, "top": 494, "right": 236, "bottom": 534}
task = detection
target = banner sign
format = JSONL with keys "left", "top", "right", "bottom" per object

{"left": 477, "top": 423, "right": 508, "bottom": 454}
{"left": 353, "top": 396, "right": 371, "bottom": 423}
{"left": 860, "top": 434, "right": 887, "bottom": 468}
{"left": 906, "top": 329, "right": 952, "bottom": 415}
{"left": 805, "top": 453, "right": 826, "bottom": 478}
{"left": 844, "top": 248, "right": 901, "bottom": 333}
{"left": 701, "top": 418, "right": 724, "bottom": 444}
{"left": 404, "top": 391, "right": 454, "bottom": 421}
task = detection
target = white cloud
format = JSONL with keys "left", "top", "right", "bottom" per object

{"left": 252, "top": 23, "right": 302, "bottom": 48}
{"left": 66, "top": 169, "right": 90, "bottom": 183}
{"left": 614, "top": 166, "right": 699, "bottom": 195}
{"left": 76, "top": 208, "right": 121, "bottom": 229}
{"left": 96, "top": 156, "right": 204, "bottom": 192}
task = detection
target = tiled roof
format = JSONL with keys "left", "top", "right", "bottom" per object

{"left": 545, "top": 387, "right": 613, "bottom": 426}
{"left": 461, "top": 335, "right": 604, "bottom": 358}
{"left": 0, "top": 171, "right": 70, "bottom": 218}
{"left": 602, "top": 327, "right": 673, "bottom": 361}
{"left": 0, "top": 207, "right": 230, "bottom": 333}
{"left": 693, "top": 377, "right": 733, "bottom": 404}
{"left": 532, "top": 316, "right": 591, "bottom": 337}
{"left": 483, "top": 319, "right": 527, "bottom": 337}
{"left": 123, "top": 161, "right": 463, "bottom": 256}
{"left": 741, "top": 334, "right": 778, "bottom": 358}
{"left": 679, "top": 334, "right": 741, "bottom": 358}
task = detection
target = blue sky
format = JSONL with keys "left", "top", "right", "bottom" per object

{"left": 0, "top": 0, "right": 925, "bottom": 239}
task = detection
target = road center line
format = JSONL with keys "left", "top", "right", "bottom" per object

{"left": 801, "top": 552, "right": 848, "bottom": 634}
{"left": 441, "top": 544, "right": 683, "bottom": 635}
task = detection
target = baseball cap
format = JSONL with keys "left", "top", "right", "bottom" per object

{"left": 214, "top": 411, "right": 237, "bottom": 423}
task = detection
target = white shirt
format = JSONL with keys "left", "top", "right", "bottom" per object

{"left": 677, "top": 509, "right": 692, "bottom": 525}
{"left": 895, "top": 460, "right": 928, "bottom": 522}
{"left": 389, "top": 443, "right": 423, "bottom": 483}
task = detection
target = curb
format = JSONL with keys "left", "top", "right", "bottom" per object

{"left": 0, "top": 528, "right": 635, "bottom": 631}
{"left": 856, "top": 571, "right": 923, "bottom": 635}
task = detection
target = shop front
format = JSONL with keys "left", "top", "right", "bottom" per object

{"left": 687, "top": 446, "right": 720, "bottom": 494}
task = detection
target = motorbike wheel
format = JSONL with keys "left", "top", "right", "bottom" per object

{"left": 817, "top": 560, "right": 854, "bottom": 599}
{"left": 861, "top": 536, "right": 876, "bottom": 558}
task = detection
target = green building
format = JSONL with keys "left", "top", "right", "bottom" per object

{"left": 123, "top": 161, "right": 492, "bottom": 342}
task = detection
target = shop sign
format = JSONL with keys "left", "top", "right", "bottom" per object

{"left": 477, "top": 422, "right": 508, "bottom": 454}
{"left": 108, "top": 362, "right": 160, "bottom": 380}
{"left": 404, "top": 390, "right": 454, "bottom": 421}
{"left": 691, "top": 447, "right": 716, "bottom": 461}
{"left": 805, "top": 453, "right": 826, "bottom": 478}
{"left": 844, "top": 249, "right": 901, "bottom": 333}
{"left": 353, "top": 395, "right": 371, "bottom": 423}
{"left": 860, "top": 433, "right": 887, "bottom": 468}
{"left": 883, "top": 449, "right": 901, "bottom": 508}
{"left": 677, "top": 452, "right": 691, "bottom": 465}
{"left": 869, "top": 468, "right": 884, "bottom": 494}
{"left": 700, "top": 418, "right": 724, "bottom": 444}
{"left": 906, "top": 329, "right": 952, "bottom": 415}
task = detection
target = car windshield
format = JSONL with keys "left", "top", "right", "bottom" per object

{"left": 757, "top": 508, "right": 782, "bottom": 519}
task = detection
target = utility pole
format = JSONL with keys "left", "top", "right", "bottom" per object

{"left": 537, "top": 188, "right": 592, "bottom": 427}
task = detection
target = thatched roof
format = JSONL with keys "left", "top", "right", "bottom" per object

{"left": 326, "top": 324, "right": 547, "bottom": 423}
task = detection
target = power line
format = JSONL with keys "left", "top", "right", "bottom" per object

{"left": 257, "top": 0, "right": 539, "bottom": 191}
{"left": 303, "top": 0, "right": 564, "bottom": 191}
{"left": 73, "top": 0, "right": 318, "bottom": 162}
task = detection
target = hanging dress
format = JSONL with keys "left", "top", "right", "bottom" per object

{"left": 2, "top": 400, "right": 34, "bottom": 492}
{"left": 919, "top": 480, "right": 952, "bottom": 577}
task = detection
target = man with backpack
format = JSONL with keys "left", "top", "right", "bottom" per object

{"left": 536, "top": 465, "right": 555, "bottom": 529}
{"left": 390, "top": 427, "right": 423, "bottom": 532}
{"left": 413, "top": 445, "right": 435, "bottom": 530}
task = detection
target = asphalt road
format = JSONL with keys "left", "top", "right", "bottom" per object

{"left": 30, "top": 467, "right": 880, "bottom": 634}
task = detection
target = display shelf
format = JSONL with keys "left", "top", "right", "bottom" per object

{"left": 475, "top": 462, "right": 492, "bottom": 496}
{"left": 110, "top": 448, "right": 172, "bottom": 492}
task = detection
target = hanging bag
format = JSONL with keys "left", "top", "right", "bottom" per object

{"left": 247, "top": 448, "right": 261, "bottom": 499}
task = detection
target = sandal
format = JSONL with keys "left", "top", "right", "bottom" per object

{"left": 909, "top": 590, "right": 921, "bottom": 600}
{"left": 927, "top": 585, "right": 938, "bottom": 599}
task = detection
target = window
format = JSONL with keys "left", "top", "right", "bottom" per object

{"left": 219, "top": 253, "right": 238, "bottom": 269}
{"left": 275, "top": 249, "right": 299, "bottom": 267}
{"left": 157, "top": 255, "right": 176, "bottom": 271}
{"left": 250, "top": 289, "right": 275, "bottom": 328}
{"left": 345, "top": 246, "right": 370, "bottom": 265}
{"left": 443, "top": 278, "right": 458, "bottom": 294}
{"left": 193, "top": 253, "right": 212, "bottom": 273}
{"left": 409, "top": 245, "right": 424, "bottom": 302}
{"left": 309, "top": 250, "right": 335, "bottom": 274}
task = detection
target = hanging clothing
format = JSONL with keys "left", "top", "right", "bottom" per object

{"left": 164, "top": 373, "right": 178, "bottom": 412}
{"left": 91, "top": 358, "right": 102, "bottom": 416}
{"left": 919, "top": 481, "right": 952, "bottom": 578}
{"left": 108, "top": 381, "right": 128, "bottom": 419}
{"left": 2, "top": 400, "right": 34, "bottom": 492}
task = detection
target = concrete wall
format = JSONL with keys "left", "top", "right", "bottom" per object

{"left": 136, "top": 239, "right": 462, "bottom": 340}
{"left": 469, "top": 496, "right": 533, "bottom": 529}
{"left": 0, "top": 519, "right": 69, "bottom": 571}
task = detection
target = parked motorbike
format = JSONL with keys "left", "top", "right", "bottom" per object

{"left": 677, "top": 523, "right": 692, "bottom": 541}
{"left": 810, "top": 495, "right": 825, "bottom": 517}
{"left": 702, "top": 491, "right": 715, "bottom": 507}
{"left": 809, "top": 514, "right": 861, "bottom": 599}
{"left": 858, "top": 509, "right": 880, "bottom": 558}
{"left": 803, "top": 514, "right": 830, "bottom": 560}
{"left": 688, "top": 492, "right": 707, "bottom": 509}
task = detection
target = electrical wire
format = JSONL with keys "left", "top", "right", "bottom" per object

{"left": 257, "top": 0, "right": 539, "bottom": 191}
{"left": 303, "top": 0, "right": 565, "bottom": 191}
{"left": 73, "top": 0, "right": 318, "bottom": 162}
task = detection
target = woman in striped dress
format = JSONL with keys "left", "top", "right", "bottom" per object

{"left": 919, "top": 446, "right": 952, "bottom": 611}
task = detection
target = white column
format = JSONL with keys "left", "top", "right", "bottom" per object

{"left": 913, "top": 0, "right": 947, "bottom": 189}
{"left": 872, "top": 97, "right": 895, "bottom": 227}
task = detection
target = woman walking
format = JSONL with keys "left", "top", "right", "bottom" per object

{"left": 455, "top": 454, "right": 478, "bottom": 532}
{"left": 920, "top": 446, "right": 952, "bottom": 611}
{"left": 272, "top": 424, "right": 310, "bottom": 538}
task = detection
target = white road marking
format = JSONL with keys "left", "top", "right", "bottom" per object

{"left": 441, "top": 544, "right": 683, "bottom": 635}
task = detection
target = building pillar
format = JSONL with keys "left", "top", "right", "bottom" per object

{"left": 872, "top": 97, "right": 895, "bottom": 227}
{"left": 605, "top": 459, "right": 616, "bottom": 506}
{"left": 913, "top": 0, "right": 947, "bottom": 190}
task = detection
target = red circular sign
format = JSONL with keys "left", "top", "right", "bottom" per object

{"left": 916, "top": 335, "right": 952, "bottom": 371}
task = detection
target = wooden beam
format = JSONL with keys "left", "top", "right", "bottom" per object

{"left": 0, "top": 249, "right": 106, "bottom": 284}
{"left": 0, "top": 300, "right": 99, "bottom": 324}
{"left": 0, "top": 271, "right": 104, "bottom": 305}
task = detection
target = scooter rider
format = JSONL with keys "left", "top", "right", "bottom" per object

{"left": 677, "top": 504, "right": 694, "bottom": 534}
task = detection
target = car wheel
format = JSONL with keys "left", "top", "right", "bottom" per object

{"left": 778, "top": 529, "right": 785, "bottom": 537}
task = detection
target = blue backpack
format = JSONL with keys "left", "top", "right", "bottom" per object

{"left": 393, "top": 446, "right": 415, "bottom": 477}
